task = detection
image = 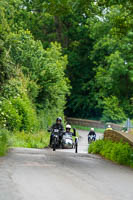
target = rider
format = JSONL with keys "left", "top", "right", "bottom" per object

{"left": 88, "top": 128, "right": 96, "bottom": 142}
{"left": 49, "top": 117, "right": 64, "bottom": 146}
{"left": 64, "top": 124, "right": 76, "bottom": 137}
{"left": 106, "top": 125, "right": 112, "bottom": 130}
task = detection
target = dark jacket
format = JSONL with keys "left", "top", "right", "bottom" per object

{"left": 51, "top": 123, "right": 64, "bottom": 132}
{"left": 88, "top": 131, "right": 96, "bottom": 136}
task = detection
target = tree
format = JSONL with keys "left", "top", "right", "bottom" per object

{"left": 102, "top": 96, "right": 126, "bottom": 123}
{"left": 5, "top": 30, "right": 70, "bottom": 127}
{"left": 89, "top": 4, "right": 133, "bottom": 121}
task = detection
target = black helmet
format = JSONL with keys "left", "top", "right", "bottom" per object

{"left": 56, "top": 117, "right": 62, "bottom": 122}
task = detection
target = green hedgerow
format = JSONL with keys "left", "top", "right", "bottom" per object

{"left": 110, "top": 142, "right": 132, "bottom": 165}
{"left": 89, "top": 139, "right": 133, "bottom": 167}
{"left": 11, "top": 96, "right": 39, "bottom": 132}
{"left": 0, "top": 96, "right": 39, "bottom": 132}
{"left": 88, "top": 139, "right": 104, "bottom": 154}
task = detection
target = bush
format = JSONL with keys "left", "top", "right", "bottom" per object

{"left": 110, "top": 142, "right": 132, "bottom": 165}
{"left": 0, "top": 129, "right": 9, "bottom": 156}
{"left": 89, "top": 139, "right": 133, "bottom": 167}
{"left": 0, "top": 74, "right": 39, "bottom": 132}
{"left": 0, "top": 96, "right": 39, "bottom": 132}
{"left": 6, "top": 32, "right": 70, "bottom": 116}
{"left": 11, "top": 96, "right": 39, "bottom": 132}
{"left": 88, "top": 139, "right": 104, "bottom": 154}
{"left": 0, "top": 98, "right": 22, "bottom": 130}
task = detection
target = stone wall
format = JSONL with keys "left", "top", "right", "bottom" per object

{"left": 67, "top": 117, "right": 122, "bottom": 131}
{"left": 104, "top": 130, "right": 133, "bottom": 147}
{"left": 67, "top": 117, "right": 105, "bottom": 128}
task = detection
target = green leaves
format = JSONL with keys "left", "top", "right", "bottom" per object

{"left": 89, "top": 3, "right": 133, "bottom": 121}
{"left": 6, "top": 31, "right": 44, "bottom": 79}
{"left": 0, "top": 90, "right": 39, "bottom": 132}
{"left": 1, "top": 0, "right": 133, "bottom": 128}
{"left": 0, "top": 23, "right": 70, "bottom": 130}
{"left": 102, "top": 96, "right": 126, "bottom": 122}
{"left": 5, "top": 30, "right": 70, "bottom": 114}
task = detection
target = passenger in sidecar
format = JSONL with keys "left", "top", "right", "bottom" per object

{"left": 61, "top": 125, "right": 76, "bottom": 149}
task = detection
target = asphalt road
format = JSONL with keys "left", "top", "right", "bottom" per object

{"left": 0, "top": 131, "right": 133, "bottom": 200}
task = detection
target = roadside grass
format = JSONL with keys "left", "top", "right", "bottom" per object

{"left": 88, "top": 139, "right": 133, "bottom": 168}
{"left": 0, "top": 129, "right": 9, "bottom": 156}
{"left": 72, "top": 125, "right": 105, "bottom": 134}
{"left": 9, "top": 131, "right": 50, "bottom": 149}
{"left": 0, "top": 125, "right": 80, "bottom": 156}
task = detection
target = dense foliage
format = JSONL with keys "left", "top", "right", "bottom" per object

{"left": 0, "top": 0, "right": 70, "bottom": 134}
{"left": 88, "top": 139, "right": 133, "bottom": 167}
{"left": 1, "top": 0, "right": 133, "bottom": 139}
{"left": 12, "top": 0, "right": 132, "bottom": 122}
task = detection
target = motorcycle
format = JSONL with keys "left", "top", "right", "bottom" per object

{"left": 48, "top": 127, "right": 78, "bottom": 153}
{"left": 51, "top": 129, "right": 61, "bottom": 151}
{"left": 88, "top": 135, "right": 96, "bottom": 144}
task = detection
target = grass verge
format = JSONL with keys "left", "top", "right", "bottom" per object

{"left": 0, "top": 129, "right": 9, "bottom": 156}
{"left": 88, "top": 139, "right": 133, "bottom": 168}
{"left": 1, "top": 126, "right": 79, "bottom": 156}
{"left": 72, "top": 125, "right": 105, "bottom": 133}
{"left": 9, "top": 131, "right": 50, "bottom": 149}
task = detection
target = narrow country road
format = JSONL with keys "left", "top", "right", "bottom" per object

{"left": 77, "top": 129, "right": 103, "bottom": 153}
{"left": 0, "top": 131, "right": 133, "bottom": 200}
{"left": 58, "top": 129, "right": 103, "bottom": 153}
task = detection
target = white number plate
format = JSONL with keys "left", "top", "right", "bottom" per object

{"left": 54, "top": 129, "right": 59, "bottom": 133}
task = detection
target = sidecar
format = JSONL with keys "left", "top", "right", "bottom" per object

{"left": 61, "top": 133, "right": 74, "bottom": 149}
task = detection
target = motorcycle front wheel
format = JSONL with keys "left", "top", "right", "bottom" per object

{"left": 53, "top": 137, "right": 56, "bottom": 151}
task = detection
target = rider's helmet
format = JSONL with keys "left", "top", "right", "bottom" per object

{"left": 90, "top": 128, "right": 94, "bottom": 131}
{"left": 107, "top": 125, "right": 111, "bottom": 128}
{"left": 66, "top": 124, "right": 71, "bottom": 129}
{"left": 56, "top": 117, "right": 62, "bottom": 123}
{"left": 66, "top": 124, "right": 71, "bottom": 133}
